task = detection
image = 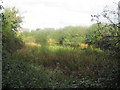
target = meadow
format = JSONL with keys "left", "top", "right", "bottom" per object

{"left": 3, "top": 26, "right": 119, "bottom": 88}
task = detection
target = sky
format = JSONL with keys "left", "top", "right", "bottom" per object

{"left": 2, "top": 0, "right": 120, "bottom": 30}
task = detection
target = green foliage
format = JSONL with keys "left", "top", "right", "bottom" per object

{"left": 2, "top": 7, "right": 24, "bottom": 55}
{"left": 86, "top": 5, "right": 120, "bottom": 58}
{"left": 3, "top": 32, "right": 119, "bottom": 88}
{"left": 18, "top": 24, "right": 119, "bottom": 88}
{"left": 86, "top": 23, "right": 120, "bottom": 58}
{"left": 3, "top": 44, "right": 118, "bottom": 88}
{"left": 56, "top": 26, "right": 88, "bottom": 45}
{"left": 2, "top": 55, "right": 50, "bottom": 88}
{"left": 22, "top": 26, "right": 88, "bottom": 47}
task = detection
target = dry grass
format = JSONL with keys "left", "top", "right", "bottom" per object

{"left": 25, "top": 36, "right": 36, "bottom": 42}
{"left": 25, "top": 42, "right": 41, "bottom": 47}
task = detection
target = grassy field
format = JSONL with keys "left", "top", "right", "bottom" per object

{"left": 3, "top": 40, "right": 119, "bottom": 88}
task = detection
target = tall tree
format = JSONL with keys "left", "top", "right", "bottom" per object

{"left": 2, "top": 7, "right": 24, "bottom": 54}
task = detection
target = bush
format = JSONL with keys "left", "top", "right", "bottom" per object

{"left": 2, "top": 56, "right": 50, "bottom": 88}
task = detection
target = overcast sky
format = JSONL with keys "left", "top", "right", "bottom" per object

{"left": 2, "top": 0, "right": 120, "bottom": 30}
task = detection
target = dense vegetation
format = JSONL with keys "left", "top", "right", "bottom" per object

{"left": 2, "top": 7, "right": 120, "bottom": 88}
{"left": 2, "top": 7, "right": 24, "bottom": 55}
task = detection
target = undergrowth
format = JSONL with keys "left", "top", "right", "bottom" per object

{"left": 2, "top": 44, "right": 119, "bottom": 88}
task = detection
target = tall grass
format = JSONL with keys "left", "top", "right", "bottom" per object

{"left": 3, "top": 40, "right": 119, "bottom": 88}
{"left": 15, "top": 45, "right": 118, "bottom": 78}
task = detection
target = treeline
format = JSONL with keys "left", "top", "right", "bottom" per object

{"left": 23, "top": 22, "right": 120, "bottom": 58}
{"left": 22, "top": 26, "right": 88, "bottom": 47}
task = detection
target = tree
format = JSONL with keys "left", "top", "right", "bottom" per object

{"left": 2, "top": 7, "right": 24, "bottom": 55}
{"left": 86, "top": 2, "right": 120, "bottom": 57}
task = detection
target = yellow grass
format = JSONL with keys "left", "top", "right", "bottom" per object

{"left": 25, "top": 42, "right": 41, "bottom": 47}
{"left": 25, "top": 36, "right": 35, "bottom": 42}
{"left": 81, "top": 43, "right": 88, "bottom": 49}
{"left": 48, "top": 39, "right": 55, "bottom": 45}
